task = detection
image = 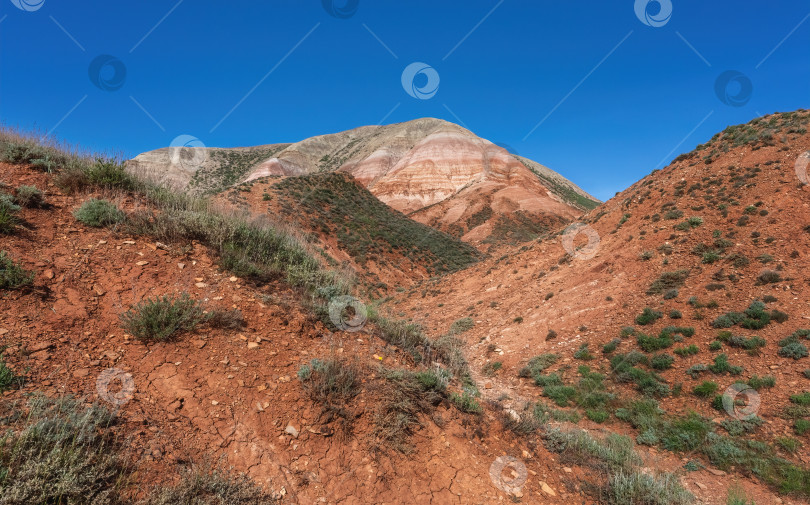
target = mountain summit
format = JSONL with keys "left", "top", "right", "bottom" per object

{"left": 128, "top": 118, "right": 598, "bottom": 245}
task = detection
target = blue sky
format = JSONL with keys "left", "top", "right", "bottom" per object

{"left": 1, "top": 1, "right": 808, "bottom": 201}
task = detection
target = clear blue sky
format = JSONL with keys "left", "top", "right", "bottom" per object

{"left": 1, "top": 1, "right": 808, "bottom": 200}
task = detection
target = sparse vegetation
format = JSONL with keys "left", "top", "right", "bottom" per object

{"left": 647, "top": 270, "right": 689, "bottom": 295}
{"left": 635, "top": 308, "right": 663, "bottom": 326}
{"left": 0, "top": 394, "right": 130, "bottom": 504}
{"left": 693, "top": 381, "right": 719, "bottom": 397}
{"left": 73, "top": 198, "right": 125, "bottom": 227}
{"left": 0, "top": 251, "right": 34, "bottom": 290}
{"left": 14, "top": 185, "right": 44, "bottom": 208}
{"left": 120, "top": 292, "right": 207, "bottom": 342}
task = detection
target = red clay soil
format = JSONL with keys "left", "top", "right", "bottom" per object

{"left": 1, "top": 162, "right": 587, "bottom": 504}
{"left": 3, "top": 110, "right": 809, "bottom": 504}
{"left": 389, "top": 113, "right": 810, "bottom": 504}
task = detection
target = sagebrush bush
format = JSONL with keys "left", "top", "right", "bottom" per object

{"left": 635, "top": 308, "right": 663, "bottom": 326}
{"left": 757, "top": 269, "right": 782, "bottom": 284}
{"left": 0, "top": 251, "right": 34, "bottom": 290}
{"left": 693, "top": 381, "right": 719, "bottom": 397}
{"left": 298, "top": 357, "right": 359, "bottom": 407}
{"left": 650, "top": 354, "right": 675, "bottom": 370}
{"left": 120, "top": 292, "right": 207, "bottom": 341}
{"left": 0, "top": 353, "right": 22, "bottom": 392}
{"left": 207, "top": 308, "right": 246, "bottom": 329}
{"left": 0, "top": 395, "right": 128, "bottom": 504}
{"left": 0, "top": 197, "right": 20, "bottom": 234}
{"left": 450, "top": 391, "right": 482, "bottom": 414}
{"left": 14, "top": 185, "right": 44, "bottom": 208}
{"left": 779, "top": 341, "right": 809, "bottom": 360}
{"left": 73, "top": 198, "right": 125, "bottom": 227}
{"left": 605, "top": 470, "right": 693, "bottom": 505}
{"left": 142, "top": 465, "right": 278, "bottom": 505}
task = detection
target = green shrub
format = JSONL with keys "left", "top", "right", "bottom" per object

{"left": 747, "top": 375, "right": 776, "bottom": 390}
{"left": 674, "top": 345, "right": 699, "bottom": 357}
{"left": 636, "top": 308, "right": 663, "bottom": 325}
{"left": 603, "top": 338, "right": 621, "bottom": 354}
{"left": 73, "top": 198, "right": 125, "bottom": 227}
{"left": 574, "top": 343, "right": 594, "bottom": 360}
{"left": 703, "top": 251, "right": 721, "bottom": 264}
{"left": 84, "top": 159, "right": 135, "bottom": 190}
{"left": 621, "top": 326, "right": 637, "bottom": 337}
{"left": 481, "top": 361, "right": 502, "bottom": 376}
{"left": 779, "top": 341, "right": 809, "bottom": 360}
{"left": 790, "top": 392, "right": 810, "bottom": 406}
{"left": 545, "top": 428, "right": 640, "bottom": 472}
{"left": 637, "top": 332, "right": 673, "bottom": 352}
{"left": 544, "top": 384, "right": 578, "bottom": 407}
{"left": 693, "top": 381, "right": 719, "bottom": 397}
{"left": 120, "top": 292, "right": 207, "bottom": 341}
{"left": 686, "top": 364, "right": 709, "bottom": 379}
{"left": 0, "top": 251, "right": 35, "bottom": 290}
{"left": 796, "top": 419, "right": 810, "bottom": 436}
{"left": 142, "top": 465, "right": 278, "bottom": 505}
{"left": 0, "top": 354, "right": 22, "bottom": 392}
{"left": 449, "top": 316, "right": 474, "bottom": 334}
{"left": 0, "top": 200, "right": 20, "bottom": 234}
{"left": 727, "top": 335, "right": 766, "bottom": 351}
{"left": 669, "top": 310, "right": 682, "bottom": 319}
{"left": 647, "top": 270, "right": 689, "bottom": 295}
{"left": 518, "top": 353, "right": 558, "bottom": 379}
{"left": 0, "top": 395, "right": 128, "bottom": 504}
{"left": 709, "top": 354, "right": 743, "bottom": 375}
{"left": 650, "top": 354, "right": 675, "bottom": 370}
{"left": 605, "top": 470, "right": 693, "bottom": 505}
{"left": 709, "top": 341, "right": 722, "bottom": 351}
{"left": 298, "top": 358, "right": 359, "bottom": 410}
{"left": 586, "top": 409, "right": 609, "bottom": 423}
{"left": 450, "top": 391, "right": 482, "bottom": 414}
{"left": 776, "top": 437, "right": 801, "bottom": 454}
{"left": 14, "top": 185, "right": 45, "bottom": 208}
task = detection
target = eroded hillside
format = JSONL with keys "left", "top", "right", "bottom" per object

{"left": 127, "top": 118, "right": 599, "bottom": 249}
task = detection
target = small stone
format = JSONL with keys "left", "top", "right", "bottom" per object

{"left": 93, "top": 284, "right": 106, "bottom": 296}
{"left": 44, "top": 269, "right": 55, "bottom": 279}
{"left": 285, "top": 424, "right": 299, "bottom": 438}
{"left": 177, "top": 263, "right": 185, "bottom": 269}
{"left": 136, "top": 261, "right": 149, "bottom": 266}
{"left": 539, "top": 482, "right": 556, "bottom": 497}
{"left": 195, "top": 282, "right": 207, "bottom": 288}
{"left": 694, "top": 482, "right": 707, "bottom": 490}
{"left": 122, "top": 240, "right": 136, "bottom": 245}
{"left": 72, "top": 368, "right": 90, "bottom": 378}
{"left": 211, "top": 400, "right": 219, "bottom": 406}
{"left": 229, "top": 276, "right": 238, "bottom": 282}
{"left": 563, "top": 467, "right": 572, "bottom": 473}
{"left": 247, "top": 342, "right": 259, "bottom": 350}
{"left": 193, "top": 339, "right": 206, "bottom": 349}
{"left": 28, "top": 341, "right": 54, "bottom": 352}
{"left": 706, "top": 468, "right": 726, "bottom": 476}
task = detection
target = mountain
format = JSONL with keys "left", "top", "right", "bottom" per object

{"left": 127, "top": 118, "right": 599, "bottom": 246}
{"left": 4, "top": 110, "right": 810, "bottom": 505}
{"left": 390, "top": 110, "right": 810, "bottom": 500}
